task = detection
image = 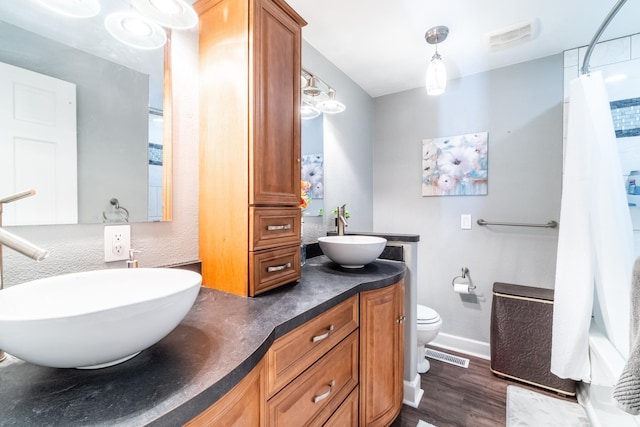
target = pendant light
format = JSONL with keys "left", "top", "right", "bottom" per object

{"left": 301, "top": 102, "right": 321, "bottom": 120}
{"left": 105, "top": 12, "right": 167, "bottom": 50}
{"left": 316, "top": 88, "right": 346, "bottom": 114}
{"left": 132, "top": 0, "right": 197, "bottom": 30}
{"left": 425, "top": 26, "right": 449, "bottom": 96}
{"left": 303, "top": 76, "right": 323, "bottom": 97}
{"left": 300, "top": 70, "right": 347, "bottom": 117}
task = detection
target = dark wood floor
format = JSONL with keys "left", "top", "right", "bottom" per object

{"left": 390, "top": 346, "right": 577, "bottom": 427}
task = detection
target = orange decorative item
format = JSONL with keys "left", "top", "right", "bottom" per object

{"left": 300, "top": 181, "right": 312, "bottom": 209}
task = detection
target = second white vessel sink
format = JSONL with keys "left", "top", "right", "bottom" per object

{"left": 0, "top": 268, "right": 201, "bottom": 369}
{"left": 318, "top": 235, "right": 387, "bottom": 268}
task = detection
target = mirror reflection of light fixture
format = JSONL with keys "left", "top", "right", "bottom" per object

{"left": 37, "top": 0, "right": 100, "bottom": 18}
{"left": 301, "top": 102, "right": 321, "bottom": 120}
{"left": 316, "top": 88, "right": 346, "bottom": 114}
{"left": 132, "top": 0, "right": 197, "bottom": 29}
{"left": 425, "top": 25, "right": 449, "bottom": 96}
{"left": 301, "top": 69, "right": 346, "bottom": 119}
{"left": 105, "top": 12, "right": 167, "bottom": 50}
{"left": 303, "top": 76, "right": 323, "bottom": 97}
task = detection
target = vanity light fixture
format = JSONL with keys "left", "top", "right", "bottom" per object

{"left": 105, "top": 12, "right": 167, "bottom": 50}
{"left": 316, "top": 88, "right": 346, "bottom": 114}
{"left": 132, "top": 0, "right": 197, "bottom": 30}
{"left": 303, "top": 76, "right": 324, "bottom": 97}
{"left": 301, "top": 102, "right": 321, "bottom": 120}
{"left": 425, "top": 25, "right": 449, "bottom": 96}
{"left": 300, "top": 69, "right": 346, "bottom": 119}
{"left": 37, "top": 0, "right": 100, "bottom": 18}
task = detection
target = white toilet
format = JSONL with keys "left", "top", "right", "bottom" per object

{"left": 416, "top": 304, "right": 442, "bottom": 374}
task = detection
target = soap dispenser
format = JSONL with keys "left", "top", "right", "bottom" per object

{"left": 127, "top": 249, "right": 140, "bottom": 268}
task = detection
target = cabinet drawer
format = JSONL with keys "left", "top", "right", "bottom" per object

{"left": 266, "top": 331, "right": 359, "bottom": 427}
{"left": 250, "top": 245, "right": 301, "bottom": 296}
{"left": 322, "top": 386, "right": 359, "bottom": 427}
{"left": 250, "top": 207, "right": 301, "bottom": 251}
{"left": 267, "top": 295, "right": 359, "bottom": 397}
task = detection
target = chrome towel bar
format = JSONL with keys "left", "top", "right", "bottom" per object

{"left": 477, "top": 219, "right": 558, "bottom": 229}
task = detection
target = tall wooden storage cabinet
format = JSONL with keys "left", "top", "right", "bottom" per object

{"left": 195, "top": 0, "right": 306, "bottom": 296}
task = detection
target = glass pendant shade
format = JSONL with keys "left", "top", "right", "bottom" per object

{"left": 105, "top": 12, "right": 167, "bottom": 50}
{"left": 316, "top": 89, "right": 346, "bottom": 114}
{"left": 426, "top": 53, "right": 447, "bottom": 96}
{"left": 301, "top": 103, "right": 321, "bottom": 120}
{"left": 132, "top": 0, "right": 197, "bottom": 29}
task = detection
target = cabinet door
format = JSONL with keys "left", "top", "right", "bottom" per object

{"left": 186, "top": 359, "right": 265, "bottom": 427}
{"left": 359, "top": 281, "right": 405, "bottom": 426}
{"left": 251, "top": 0, "right": 302, "bottom": 206}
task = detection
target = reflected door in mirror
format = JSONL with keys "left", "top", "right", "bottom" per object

{"left": 0, "top": 62, "right": 78, "bottom": 225}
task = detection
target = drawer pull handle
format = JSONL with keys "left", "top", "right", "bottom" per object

{"left": 267, "top": 262, "right": 291, "bottom": 273}
{"left": 313, "top": 380, "right": 335, "bottom": 403}
{"left": 267, "top": 224, "right": 292, "bottom": 231}
{"left": 311, "top": 325, "right": 334, "bottom": 343}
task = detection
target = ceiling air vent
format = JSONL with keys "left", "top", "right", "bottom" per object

{"left": 487, "top": 20, "right": 537, "bottom": 50}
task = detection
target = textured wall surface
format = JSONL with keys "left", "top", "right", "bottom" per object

{"left": 3, "top": 29, "right": 200, "bottom": 287}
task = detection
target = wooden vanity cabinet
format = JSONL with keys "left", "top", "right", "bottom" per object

{"left": 185, "top": 359, "right": 266, "bottom": 426}
{"left": 360, "top": 280, "right": 405, "bottom": 426}
{"left": 187, "top": 281, "right": 405, "bottom": 426}
{"left": 195, "top": 0, "right": 306, "bottom": 296}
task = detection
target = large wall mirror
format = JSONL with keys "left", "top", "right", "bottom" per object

{"left": 0, "top": 0, "right": 174, "bottom": 226}
{"left": 564, "top": 33, "right": 640, "bottom": 229}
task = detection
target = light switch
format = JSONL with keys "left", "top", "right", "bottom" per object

{"left": 461, "top": 214, "right": 472, "bottom": 230}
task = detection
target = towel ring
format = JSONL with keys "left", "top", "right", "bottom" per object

{"left": 102, "top": 198, "right": 129, "bottom": 222}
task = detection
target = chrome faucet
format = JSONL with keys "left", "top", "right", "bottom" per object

{"left": 0, "top": 189, "right": 50, "bottom": 362}
{"left": 337, "top": 204, "right": 348, "bottom": 236}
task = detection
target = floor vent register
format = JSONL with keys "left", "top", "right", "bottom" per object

{"left": 425, "top": 348, "right": 470, "bottom": 368}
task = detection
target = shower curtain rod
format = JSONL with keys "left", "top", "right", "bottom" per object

{"left": 581, "top": 0, "right": 629, "bottom": 75}
{"left": 477, "top": 219, "right": 558, "bottom": 228}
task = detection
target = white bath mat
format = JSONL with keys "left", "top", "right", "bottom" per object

{"left": 416, "top": 420, "right": 437, "bottom": 427}
{"left": 506, "top": 385, "right": 590, "bottom": 426}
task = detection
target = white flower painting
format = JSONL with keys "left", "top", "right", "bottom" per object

{"left": 301, "top": 154, "right": 324, "bottom": 199}
{"left": 422, "top": 132, "right": 488, "bottom": 196}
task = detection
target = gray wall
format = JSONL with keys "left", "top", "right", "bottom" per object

{"left": 0, "top": 22, "right": 149, "bottom": 223}
{"left": 373, "top": 54, "right": 564, "bottom": 349}
{"left": 3, "top": 30, "right": 199, "bottom": 286}
{"left": 301, "top": 42, "right": 375, "bottom": 241}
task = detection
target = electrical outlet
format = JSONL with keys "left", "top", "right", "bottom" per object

{"left": 461, "top": 214, "right": 472, "bottom": 230}
{"left": 104, "top": 225, "right": 131, "bottom": 262}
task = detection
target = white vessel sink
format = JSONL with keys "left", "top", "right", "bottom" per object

{"left": 0, "top": 268, "right": 201, "bottom": 369}
{"left": 318, "top": 235, "right": 387, "bottom": 268}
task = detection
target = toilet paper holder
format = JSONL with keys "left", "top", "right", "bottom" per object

{"left": 451, "top": 267, "right": 476, "bottom": 292}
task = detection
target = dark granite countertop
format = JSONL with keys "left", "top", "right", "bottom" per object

{"left": 0, "top": 256, "right": 405, "bottom": 426}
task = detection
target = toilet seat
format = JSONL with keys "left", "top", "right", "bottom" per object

{"left": 417, "top": 305, "right": 440, "bottom": 325}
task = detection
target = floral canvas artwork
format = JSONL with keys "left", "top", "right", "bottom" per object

{"left": 422, "top": 132, "right": 488, "bottom": 196}
{"left": 301, "top": 154, "right": 324, "bottom": 199}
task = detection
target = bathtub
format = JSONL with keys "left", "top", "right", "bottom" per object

{"left": 577, "top": 323, "right": 640, "bottom": 426}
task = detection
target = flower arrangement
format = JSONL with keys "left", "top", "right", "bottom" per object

{"left": 300, "top": 180, "right": 312, "bottom": 210}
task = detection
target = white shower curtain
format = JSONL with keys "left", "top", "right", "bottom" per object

{"left": 551, "top": 72, "right": 634, "bottom": 381}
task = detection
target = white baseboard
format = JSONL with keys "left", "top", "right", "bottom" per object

{"left": 430, "top": 332, "right": 491, "bottom": 361}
